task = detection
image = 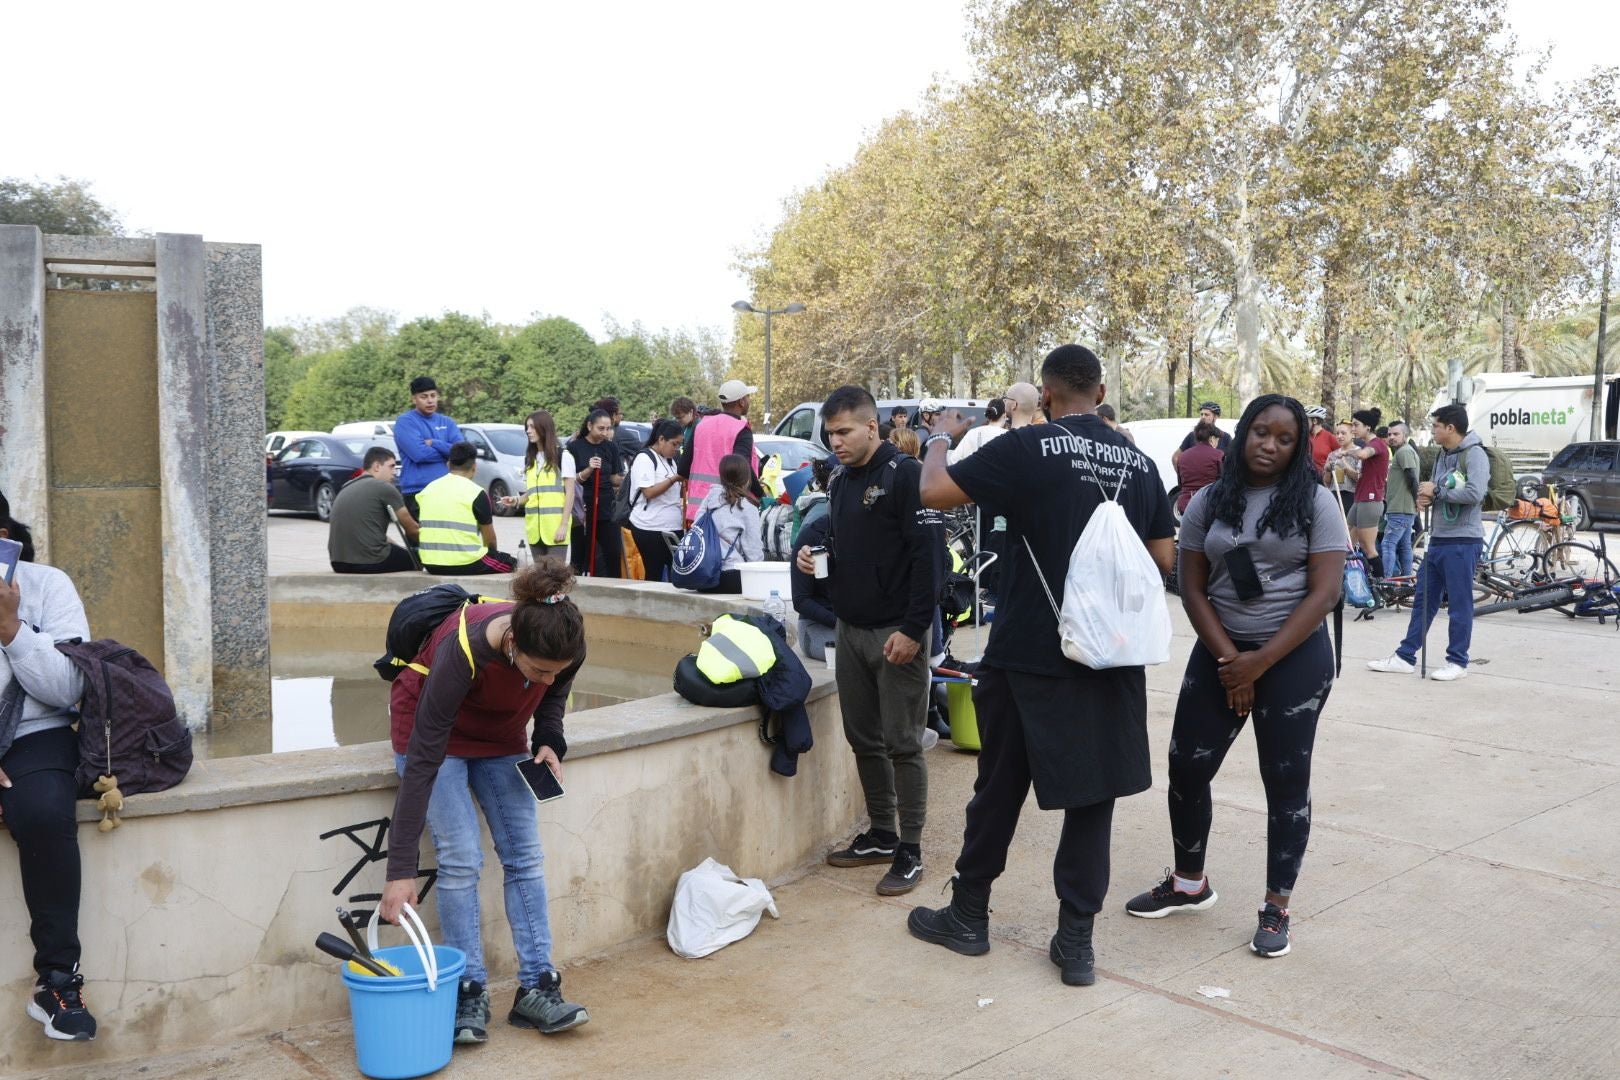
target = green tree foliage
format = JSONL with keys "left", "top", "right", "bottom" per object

{"left": 272, "top": 311, "right": 713, "bottom": 435}
{"left": 0, "top": 176, "right": 123, "bottom": 234}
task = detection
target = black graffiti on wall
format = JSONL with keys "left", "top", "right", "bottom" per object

{"left": 319, "top": 817, "right": 438, "bottom": 927}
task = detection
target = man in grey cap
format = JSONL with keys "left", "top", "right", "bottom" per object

{"left": 677, "top": 379, "right": 763, "bottom": 524}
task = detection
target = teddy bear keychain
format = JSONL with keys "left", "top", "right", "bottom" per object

{"left": 93, "top": 774, "right": 124, "bottom": 831}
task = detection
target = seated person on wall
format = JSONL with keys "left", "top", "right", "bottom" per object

{"left": 328, "top": 446, "right": 421, "bottom": 574}
{"left": 379, "top": 559, "right": 589, "bottom": 1044}
{"left": 0, "top": 491, "right": 98, "bottom": 1042}
{"left": 695, "top": 454, "right": 764, "bottom": 595}
{"left": 790, "top": 509, "right": 835, "bottom": 660}
{"left": 417, "top": 442, "right": 517, "bottom": 576}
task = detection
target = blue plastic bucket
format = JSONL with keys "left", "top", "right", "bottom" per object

{"left": 341, "top": 943, "right": 467, "bottom": 1079}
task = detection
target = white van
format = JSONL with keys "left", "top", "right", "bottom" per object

{"left": 774, "top": 398, "right": 991, "bottom": 448}
{"left": 331, "top": 420, "right": 396, "bottom": 438}
{"left": 1427, "top": 373, "right": 1620, "bottom": 471}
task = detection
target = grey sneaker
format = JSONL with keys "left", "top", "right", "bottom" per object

{"left": 510, "top": 971, "right": 589, "bottom": 1034}
{"left": 454, "top": 979, "right": 489, "bottom": 1044}
{"left": 1251, "top": 903, "right": 1292, "bottom": 957}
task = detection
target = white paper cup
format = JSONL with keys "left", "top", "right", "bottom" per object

{"left": 813, "top": 551, "right": 829, "bottom": 579}
{"left": 823, "top": 644, "right": 836, "bottom": 670}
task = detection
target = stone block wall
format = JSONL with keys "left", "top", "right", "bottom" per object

{"left": 0, "top": 226, "right": 269, "bottom": 728}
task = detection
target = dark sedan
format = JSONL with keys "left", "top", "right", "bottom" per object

{"left": 1536, "top": 440, "right": 1620, "bottom": 529}
{"left": 267, "top": 435, "right": 395, "bottom": 521}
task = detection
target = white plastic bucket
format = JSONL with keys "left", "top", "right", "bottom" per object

{"left": 736, "top": 561, "right": 791, "bottom": 601}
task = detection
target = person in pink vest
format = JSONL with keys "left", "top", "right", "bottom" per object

{"left": 677, "top": 380, "right": 763, "bottom": 524}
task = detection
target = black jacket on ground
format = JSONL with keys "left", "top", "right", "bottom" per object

{"left": 825, "top": 443, "right": 942, "bottom": 643}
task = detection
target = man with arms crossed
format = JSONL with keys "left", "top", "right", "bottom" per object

{"left": 907, "top": 345, "right": 1175, "bottom": 986}
{"left": 796, "top": 386, "right": 943, "bottom": 896}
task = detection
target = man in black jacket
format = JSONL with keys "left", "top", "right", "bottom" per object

{"left": 907, "top": 345, "right": 1176, "bottom": 986}
{"left": 795, "top": 385, "right": 943, "bottom": 896}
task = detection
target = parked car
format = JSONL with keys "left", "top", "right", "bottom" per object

{"left": 459, "top": 423, "right": 529, "bottom": 511}
{"left": 265, "top": 430, "right": 324, "bottom": 460}
{"left": 773, "top": 397, "right": 991, "bottom": 449}
{"left": 755, "top": 434, "right": 830, "bottom": 473}
{"left": 268, "top": 435, "right": 395, "bottom": 521}
{"left": 1530, "top": 440, "right": 1620, "bottom": 530}
{"left": 332, "top": 420, "right": 396, "bottom": 438}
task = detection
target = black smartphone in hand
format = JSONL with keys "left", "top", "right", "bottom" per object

{"left": 1223, "top": 545, "right": 1265, "bottom": 602}
{"left": 515, "top": 758, "right": 565, "bottom": 804}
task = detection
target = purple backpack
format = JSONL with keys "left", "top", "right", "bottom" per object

{"left": 56, "top": 640, "right": 194, "bottom": 797}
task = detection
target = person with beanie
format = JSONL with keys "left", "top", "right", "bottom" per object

{"left": 394, "top": 376, "right": 465, "bottom": 523}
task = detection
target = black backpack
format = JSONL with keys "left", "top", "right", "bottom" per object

{"left": 373, "top": 583, "right": 503, "bottom": 681}
{"left": 56, "top": 640, "right": 193, "bottom": 797}
{"left": 611, "top": 449, "right": 654, "bottom": 526}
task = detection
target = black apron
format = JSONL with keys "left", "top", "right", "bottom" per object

{"left": 978, "top": 664, "right": 1153, "bottom": 810}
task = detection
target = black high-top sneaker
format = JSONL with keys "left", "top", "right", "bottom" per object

{"left": 907, "top": 875, "right": 990, "bottom": 956}
{"left": 1049, "top": 904, "right": 1096, "bottom": 986}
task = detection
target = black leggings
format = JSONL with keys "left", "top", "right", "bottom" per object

{"left": 0, "top": 727, "right": 82, "bottom": 976}
{"left": 571, "top": 518, "right": 622, "bottom": 578}
{"left": 1168, "top": 624, "right": 1333, "bottom": 898}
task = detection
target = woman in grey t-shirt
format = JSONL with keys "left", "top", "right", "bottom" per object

{"left": 1124, "top": 396, "right": 1347, "bottom": 961}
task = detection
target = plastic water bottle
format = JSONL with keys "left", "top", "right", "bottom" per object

{"left": 762, "top": 589, "right": 786, "bottom": 627}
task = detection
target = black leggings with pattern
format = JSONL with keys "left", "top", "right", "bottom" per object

{"left": 1167, "top": 623, "right": 1333, "bottom": 898}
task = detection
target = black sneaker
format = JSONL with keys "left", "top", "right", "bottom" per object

{"left": 877, "top": 845, "right": 924, "bottom": 896}
{"left": 826, "top": 830, "right": 898, "bottom": 868}
{"left": 28, "top": 968, "right": 96, "bottom": 1041}
{"left": 510, "top": 971, "right": 589, "bottom": 1034}
{"left": 907, "top": 876, "right": 990, "bottom": 956}
{"left": 1250, "top": 903, "right": 1291, "bottom": 957}
{"left": 454, "top": 979, "right": 490, "bottom": 1045}
{"left": 1125, "top": 869, "right": 1218, "bottom": 919}
{"left": 1048, "top": 906, "right": 1095, "bottom": 986}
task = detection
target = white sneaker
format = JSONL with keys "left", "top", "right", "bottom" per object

{"left": 1429, "top": 663, "right": 1468, "bottom": 681}
{"left": 1367, "top": 654, "right": 1415, "bottom": 674}
{"left": 920, "top": 728, "right": 940, "bottom": 751}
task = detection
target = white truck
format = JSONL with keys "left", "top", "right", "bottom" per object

{"left": 1428, "top": 373, "right": 1620, "bottom": 471}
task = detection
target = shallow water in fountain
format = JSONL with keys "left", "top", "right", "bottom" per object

{"left": 196, "top": 616, "right": 695, "bottom": 758}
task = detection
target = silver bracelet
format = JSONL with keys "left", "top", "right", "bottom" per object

{"left": 925, "top": 434, "right": 952, "bottom": 451}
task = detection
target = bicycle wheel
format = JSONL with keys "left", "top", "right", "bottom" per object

{"left": 1540, "top": 541, "right": 1617, "bottom": 585}
{"left": 1476, "top": 519, "right": 1549, "bottom": 601}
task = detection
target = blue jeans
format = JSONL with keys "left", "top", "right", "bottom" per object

{"left": 1397, "top": 539, "right": 1484, "bottom": 668}
{"left": 393, "top": 753, "right": 553, "bottom": 987}
{"left": 1380, "top": 513, "right": 1416, "bottom": 578}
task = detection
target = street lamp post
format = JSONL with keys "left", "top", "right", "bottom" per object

{"left": 732, "top": 299, "right": 805, "bottom": 424}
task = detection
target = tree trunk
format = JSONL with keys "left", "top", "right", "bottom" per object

{"left": 1402, "top": 348, "right": 1416, "bottom": 429}
{"left": 1349, "top": 334, "right": 1364, "bottom": 413}
{"left": 1231, "top": 174, "right": 1263, "bottom": 408}
{"left": 1500, "top": 296, "right": 1522, "bottom": 373}
{"left": 1167, "top": 352, "right": 1180, "bottom": 418}
{"left": 1320, "top": 263, "right": 1341, "bottom": 420}
{"left": 951, "top": 347, "right": 967, "bottom": 397}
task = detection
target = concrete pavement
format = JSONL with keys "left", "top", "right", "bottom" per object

{"left": 26, "top": 540, "right": 1620, "bottom": 1080}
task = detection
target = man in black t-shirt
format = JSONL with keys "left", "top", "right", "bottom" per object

{"left": 907, "top": 344, "right": 1175, "bottom": 987}
{"left": 1171, "top": 402, "right": 1231, "bottom": 470}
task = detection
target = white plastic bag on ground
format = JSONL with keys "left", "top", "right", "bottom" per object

{"left": 666, "top": 857, "right": 780, "bottom": 959}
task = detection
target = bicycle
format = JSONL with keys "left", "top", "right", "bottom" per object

{"left": 1470, "top": 484, "right": 1580, "bottom": 602}
{"left": 1473, "top": 527, "right": 1619, "bottom": 625}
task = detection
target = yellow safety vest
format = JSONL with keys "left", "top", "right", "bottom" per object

{"left": 524, "top": 460, "right": 568, "bottom": 546}
{"left": 695, "top": 614, "right": 778, "bottom": 685}
{"left": 415, "top": 473, "right": 489, "bottom": 567}
{"left": 760, "top": 454, "right": 784, "bottom": 501}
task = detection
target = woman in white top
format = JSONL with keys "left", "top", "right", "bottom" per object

{"left": 627, "top": 420, "right": 686, "bottom": 583}
{"left": 696, "top": 453, "right": 764, "bottom": 594}
{"left": 948, "top": 398, "right": 1008, "bottom": 464}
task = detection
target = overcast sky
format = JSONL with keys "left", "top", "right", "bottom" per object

{"left": 8, "top": 1, "right": 1616, "bottom": 343}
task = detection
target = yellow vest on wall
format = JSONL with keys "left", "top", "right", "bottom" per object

{"left": 695, "top": 614, "right": 777, "bottom": 684}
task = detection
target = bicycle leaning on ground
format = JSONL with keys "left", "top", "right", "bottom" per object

{"left": 1472, "top": 524, "right": 1620, "bottom": 626}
